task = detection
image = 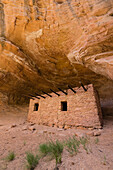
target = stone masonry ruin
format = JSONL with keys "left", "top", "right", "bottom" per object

{"left": 28, "top": 84, "right": 102, "bottom": 129}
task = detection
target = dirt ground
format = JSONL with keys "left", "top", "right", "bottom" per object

{"left": 0, "top": 105, "right": 113, "bottom": 170}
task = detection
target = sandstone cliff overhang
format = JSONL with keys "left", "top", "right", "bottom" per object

{"left": 0, "top": 0, "right": 113, "bottom": 114}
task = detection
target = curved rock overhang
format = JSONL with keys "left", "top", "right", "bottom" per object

{"left": 0, "top": 0, "right": 113, "bottom": 115}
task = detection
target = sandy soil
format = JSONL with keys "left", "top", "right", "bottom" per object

{"left": 0, "top": 105, "right": 113, "bottom": 170}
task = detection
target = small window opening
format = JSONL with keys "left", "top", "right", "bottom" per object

{"left": 61, "top": 101, "right": 67, "bottom": 111}
{"left": 34, "top": 103, "right": 39, "bottom": 111}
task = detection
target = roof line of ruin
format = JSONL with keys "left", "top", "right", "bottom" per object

{"left": 23, "top": 83, "right": 88, "bottom": 100}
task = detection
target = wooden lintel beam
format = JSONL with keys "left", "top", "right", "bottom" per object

{"left": 35, "top": 93, "right": 46, "bottom": 99}
{"left": 29, "top": 94, "right": 40, "bottom": 99}
{"left": 68, "top": 85, "right": 76, "bottom": 93}
{"left": 22, "top": 94, "right": 35, "bottom": 100}
{"left": 50, "top": 89, "right": 60, "bottom": 96}
{"left": 81, "top": 83, "right": 87, "bottom": 92}
{"left": 58, "top": 88, "right": 67, "bottom": 95}
{"left": 42, "top": 91, "right": 52, "bottom": 97}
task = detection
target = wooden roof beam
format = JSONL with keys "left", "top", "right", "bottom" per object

{"left": 35, "top": 93, "right": 46, "bottom": 99}
{"left": 22, "top": 94, "right": 35, "bottom": 100}
{"left": 29, "top": 94, "right": 40, "bottom": 99}
{"left": 58, "top": 88, "right": 67, "bottom": 95}
{"left": 81, "top": 83, "right": 87, "bottom": 92}
{"left": 42, "top": 91, "right": 52, "bottom": 97}
{"left": 50, "top": 89, "right": 60, "bottom": 96}
{"left": 68, "top": 85, "right": 76, "bottom": 93}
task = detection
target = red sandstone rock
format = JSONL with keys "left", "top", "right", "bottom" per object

{"left": 94, "top": 131, "right": 101, "bottom": 136}
{"left": 86, "top": 131, "right": 94, "bottom": 137}
{"left": 22, "top": 125, "right": 28, "bottom": 131}
{"left": 28, "top": 126, "right": 36, "bottom": 131}
{"left": 10, "top": 124, "right": 17, "bottom": 128}
{"left": 0, "top": 0, "right": 113, "bottom": 108}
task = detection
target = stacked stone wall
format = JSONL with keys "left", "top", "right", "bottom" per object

{"left": 28, "top": 84, "right": 102, "bottom": 128}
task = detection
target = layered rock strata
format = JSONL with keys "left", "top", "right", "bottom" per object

{"left": 0, "top": 0, "right": 113, "bottom": 113}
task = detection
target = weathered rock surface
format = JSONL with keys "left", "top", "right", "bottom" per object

{"left": 0, "top": 0, "right": 113, "bottom": 112}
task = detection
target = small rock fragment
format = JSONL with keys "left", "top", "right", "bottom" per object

{"left": 22, "top": 125, "right": 28, "bottom": 131}
{"left": 86, "top": 131, "right": 94, "bottom": 136}
{"left": 58, "top": 125, "right": 63, "bottom": 129}
{"left": 94, "top": 131, "right": 101, "bottom": 136}
{"left": 88, "top": 128, "right": 94, "bottom": 130}
{"left": 64, "top": 125, "right": 70, "bottom": 130}
{"left": 11, "top": 124, "right": 17, "bottom": 128}
{"left": 28, "top": 126, "right": 36, "bottom": 131}
{"left": 29, "top": 123, "right": 35, "bottom": 126}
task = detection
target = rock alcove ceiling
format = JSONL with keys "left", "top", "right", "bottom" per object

{"left": 0, "top": 0, "right": 113, "bottom": 115}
